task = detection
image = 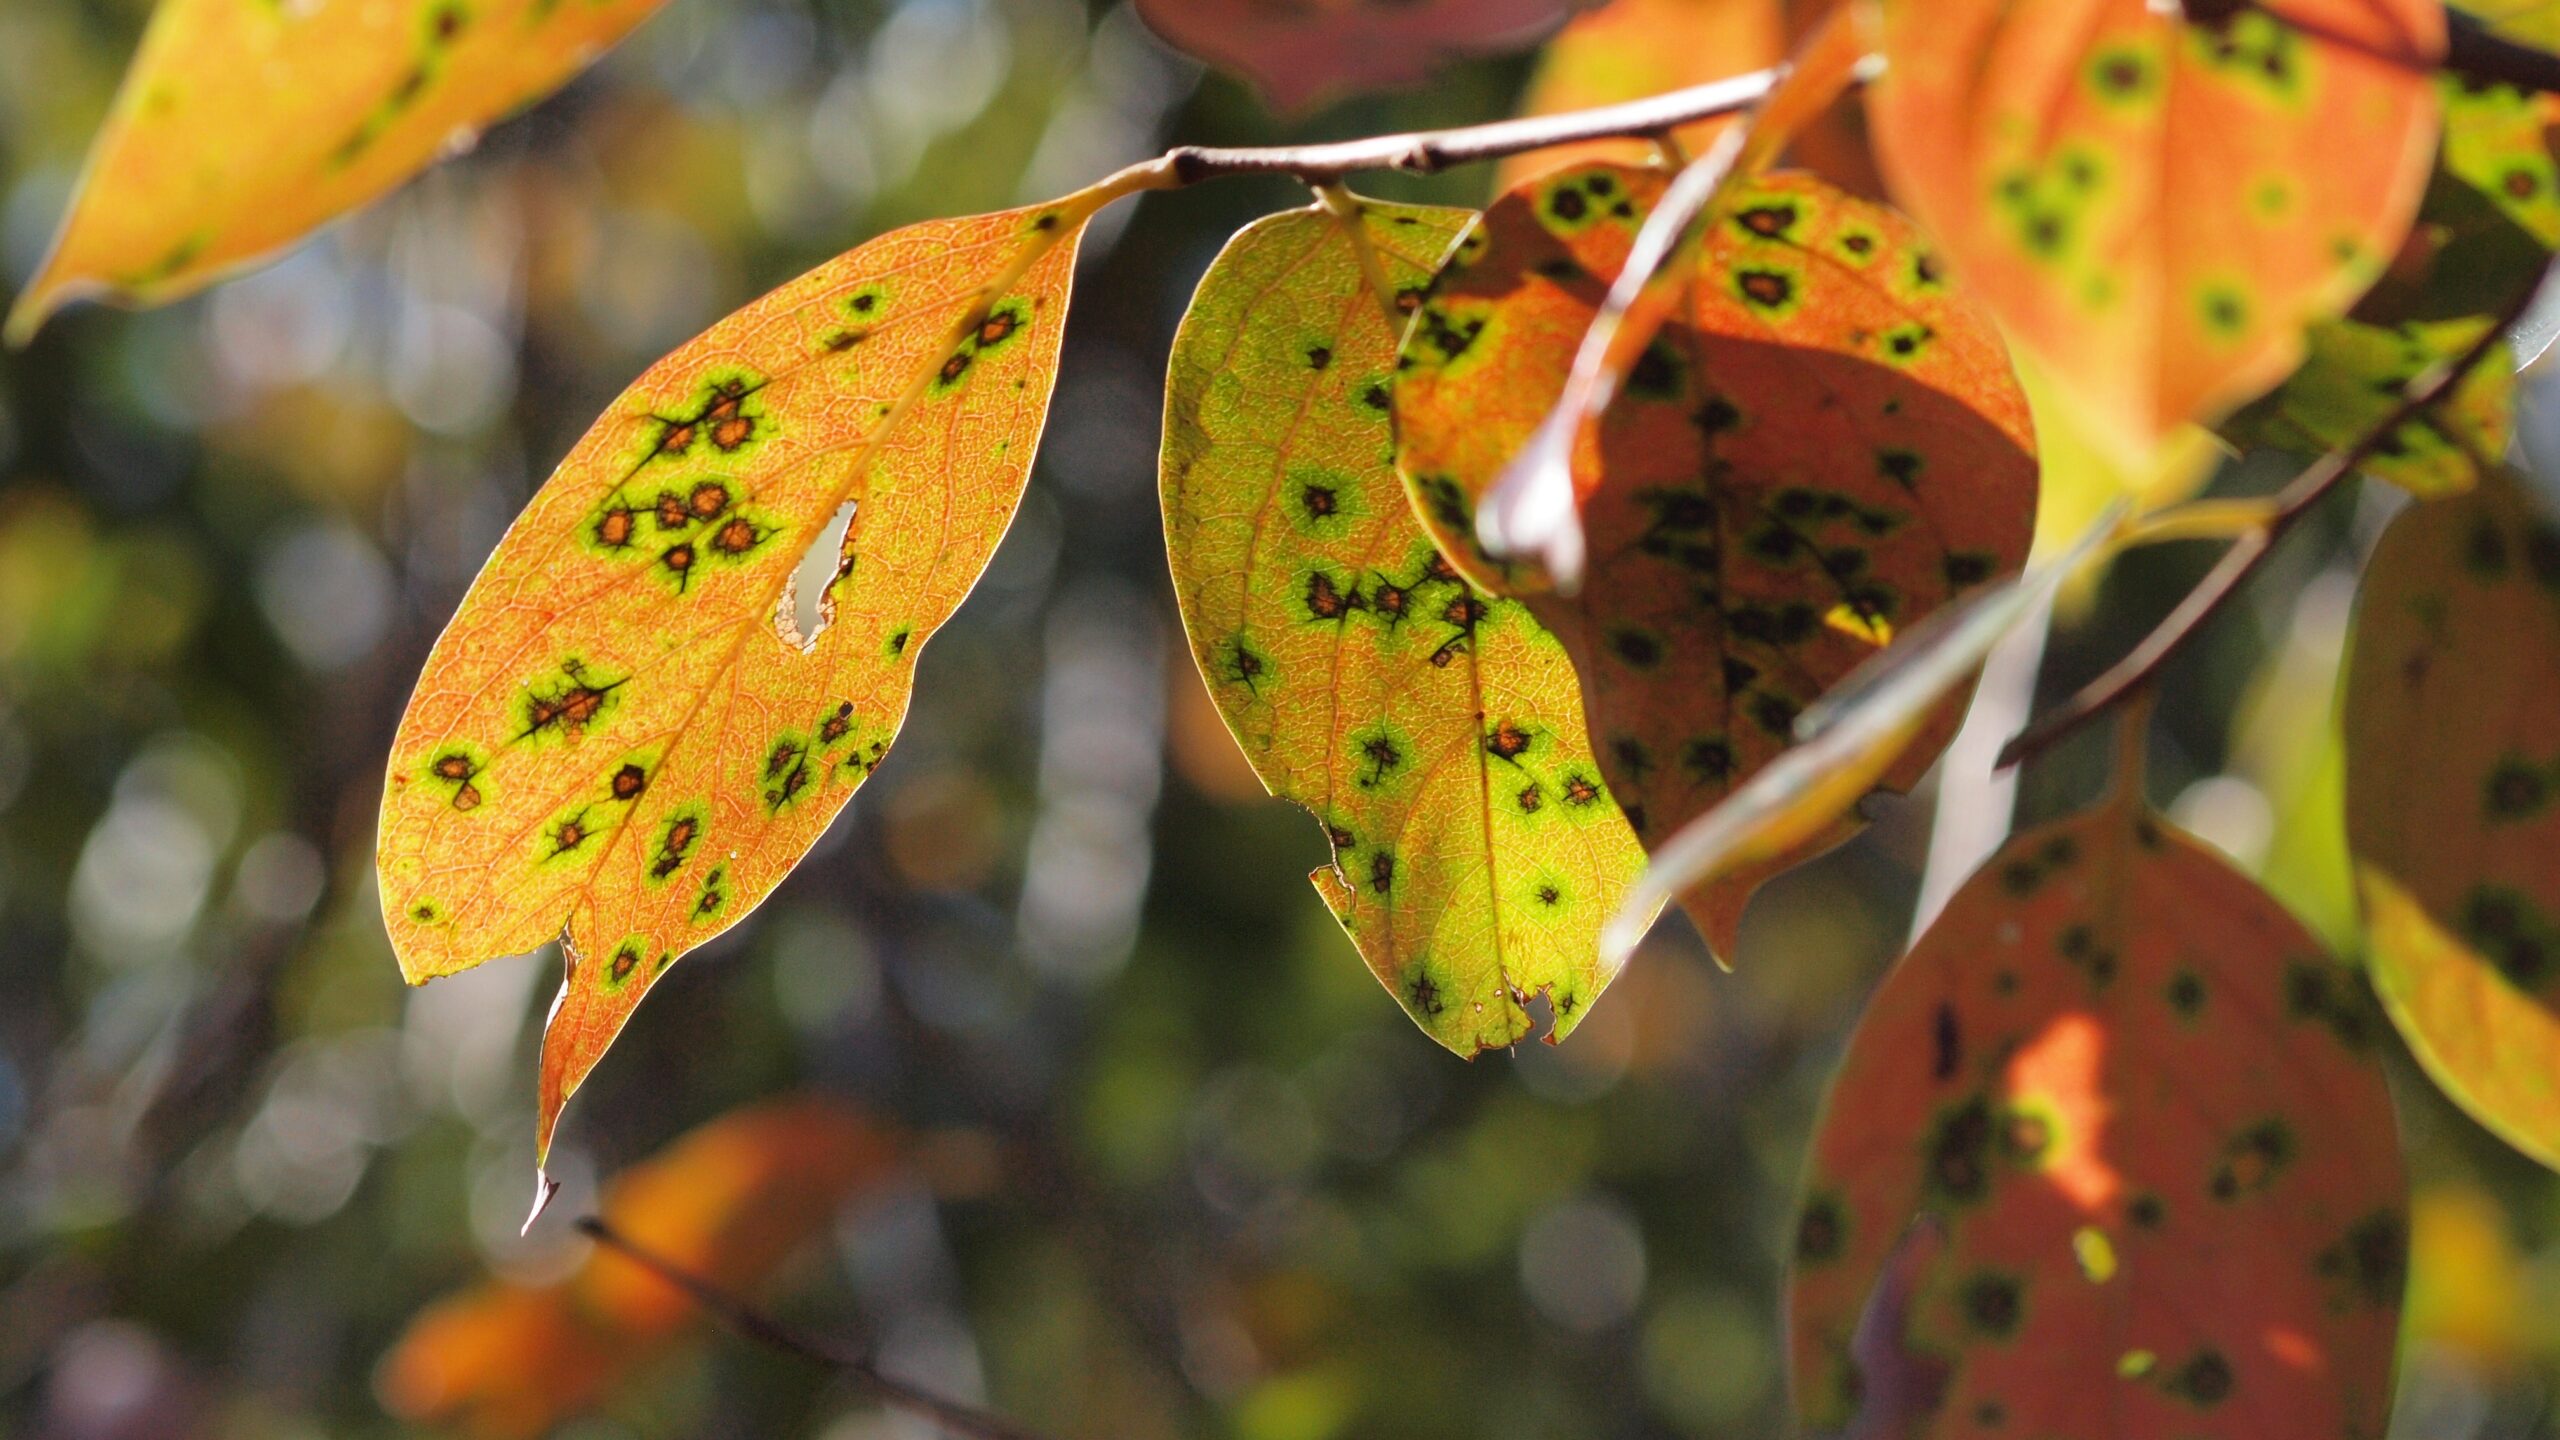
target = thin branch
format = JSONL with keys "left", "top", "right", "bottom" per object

{"left": 574, "top": 1216, "right": 1060, "bottom": 1440}
{"left": 1149, "top": 65, "right": 1819, "bottom": 185}
{"left": 1997, "top": 302, "right": 2528, "bottom": 770}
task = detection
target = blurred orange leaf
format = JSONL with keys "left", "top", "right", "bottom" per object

{"left": 1393, "top": 161, "right": 2036, "bottom": 958}
{"left": 377, "top": 193, "right": 1102, "bottom": 1170}
{"left": 378, "top": 1097, "right": 898, "bottom": 1440}
{"left": 1162, "top": 197, "right": 1645, "bottom": 1052}
{"left": 1495, "top": 0, "right": 1785, "bottom": 189}
{"left": 1790, "top": 798, "right": 2405, "bottom": 1438}
{"left": 2346, "top": 470, "right": 2560, "bottom": 1170}
{"left": 1863, "top": 0, "right": 2444, "bottom": 454}
{"left": 1133, "top": 0, "right": 1605, "bottom": 114}
{"left": 7, "top": 0, "right": 668, "bottom": 340}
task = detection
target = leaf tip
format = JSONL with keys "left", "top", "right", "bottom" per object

{"left": 1, "top": 288, "right": 58, "bottom": 349}
{"left": 521, "top": 1168, "right": 560, "bottom": 1236}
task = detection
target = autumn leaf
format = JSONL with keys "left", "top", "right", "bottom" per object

{"left": 1600, "top": 505, "right": 2123, "bottom": 967}
{"left": 1790, "top": 799, "right": 2406, "bottom": 1439}
{"left": 378, "top": 193, "right": 1102, "bottom": 1176}
{"left": 2345, "top": 469, "right": 2560, "bottom": 1170}
{"left": 1393, "top": 162, "right": 2037, "bottom": 959}
{"left": 5, "top": 0, "right": 667, "bottom": 341}
{"left": 2223, "top": 77, "right": 2560, "bottom": 495}
{"left": 1494, "top": 0, "right": 1785, "bottom": 190}
{"left": 377, "top": 1097, "right": 897, "bottom": 1440}
{"left": 1132, "top": 0, "right": 1604, "bottom": 115}
{"left": 1161, "top": 196, "right": 1646, "bottom": 1052}
{"left": 1863, "top": 0, "right": 2444, "bottom": 455}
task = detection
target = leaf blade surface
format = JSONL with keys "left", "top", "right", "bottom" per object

{"left": 379, "top": 198, "right": 1094, "bottom": 1157}
{"left": 1162, "top": 199, "right": 1646, "bottom": 1050}
{"left": 1790, "top": 802, "right": 2406, "bottom": 1439}
{"left": 9, "top": 0, "right": 667, "bottom": 337}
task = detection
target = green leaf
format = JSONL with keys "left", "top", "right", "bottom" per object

{"left": 1161, "top": 197, "right": 1647, "bottom": 1052}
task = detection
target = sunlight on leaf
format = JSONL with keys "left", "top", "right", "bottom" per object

{"left": 2227, "top": 316, "right": 2513, "bottom": 497}
{"left": 6, "top": 0, "right": 668, "bottom": 341}
{"left": 377, "top": 1097, "right": 897, "bottom": 1440}
{"left": 1394, "top": 161, "right": 2037, "bottom": 959}
{"left": 1790, "top": 800, "right": 2405, "bottom": 1438}
{"left": 1864, "top": 0, "right": 2445, "bottom": 455}
{"left": 2346, "top": 469, "right": 2560, "bottom": 1170}
{"left": 378, "top": 192, "right": 1105, "bottom": 1172}
{"left": 1161, "top": 198, "right": 1646, "bottom": 1052}
{"left": 1132, "top": 0, "right": 1604, "bottom": 115}
{"left": 1494, "top": 0, "right": 1785, "bottom": 190}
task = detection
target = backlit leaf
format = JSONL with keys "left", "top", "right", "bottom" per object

{"left": 1162, "top": 198, "right": 1646, "bottom": 1052}
{"left": 1132, "top": 0, "right": 1603, "bottom": 115}
{"left": 1493, "top": 0, "right": 1785, "bottom": 190}
{"left": 1863, "top": 0, "right": 2444, "bottom": 454}
{"left": 378, "top": 195, "right": 1098, "bottom": 1167}
{"left": 6, "top": 0, "right": 667, "bottom": 340}
{"left": 2223, "top": 78, "right": 2560, "bottom": 495}
{"left": 378, "top": 1097, "right": 897, "bottom": 1440}
{"left": 1394, "top": 162, "right": 2037, "bottom": 957}
{"left": 1790, "top": 800, "right": 2406, "bottom": 1439}
{"left": 1602, "top": 505, "right": 2123, "bottom": 967}
{"left": 2223, "top": 315, "right": 2512, "bottom": 498}
{"left": 2345, "top": 469, "right": 2560, "bottom": 1169}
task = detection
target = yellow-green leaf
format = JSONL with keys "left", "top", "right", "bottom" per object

{"left": 8, "top": 0, "right": 667, "bottom": 339}
{"left": 1162, "top": 197, "right": 1646, "bottom": 1051}
{"left": 2346, "top": 469, "right": 2560, "bottom": 1169}
{"left": 378, "top": 195, "right": 1100, "bottom": 1172}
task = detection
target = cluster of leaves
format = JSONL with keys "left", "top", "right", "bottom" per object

{"left": 15, "top": 0, "right": 2560, "bottom": 1433}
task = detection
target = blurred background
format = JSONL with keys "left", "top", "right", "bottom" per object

{"left": 1, "top": 0, "right": 2558, "bottom": 1436}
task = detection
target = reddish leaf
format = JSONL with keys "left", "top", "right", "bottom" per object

{"left": 1133, "top": 0, "right": 1605, "bottom": 114}
{"left": 1863, "top": 0, "right": 2444, "bottom": 453}
{"left": 1162, "top": 198, "right": 1646, "bottom": 1051}
{"left": 377, "top": 1097, "right": 898, "bottom": 1440}
{"left": 1790, "top": 801, "right": 2406, "bottom": 1439}
{"left": 377, "top": 196, "right": 1100, "bottom": 1171}
{"left": 1393, "top": 162, "right": 2036, "bottom": 957}
{"left": 2346, "top": 470, "right": 2560, "bottom": 1169}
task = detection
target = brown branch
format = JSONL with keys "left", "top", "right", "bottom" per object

{"left": 574, "top": 1216, "right": 1060, "bottom": 1440}
{"left": 1997, "top": 300, "right": 2528, "bottom": 770}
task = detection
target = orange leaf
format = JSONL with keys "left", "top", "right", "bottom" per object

{"left": 1394, "top": 162, "right": 2037, "bottom": 958}
{"left": 378, "top": 194, "right": 1101, "bottom": 1169}
{"left": 1494, "top": 0, "right": 1786, "bottom": 190}
{"left": 2345, "top": 470, "right": 2560, "bottom": 1169}
{"left": 6, "top": 0, "right": 667, "bottom": 340}
{"left": 1790, "top": 801, "right": 2405, "bottom": 1438}
{"left": 1863, "top": 0, "right": 2444, "bottom": 454}
{"left": 377, "top": 1097, "right": 897, "bottom": 1440}
{"left": 1132, "top": 0, "right": 1604, "bottom": 115}
{"left": 1162, "top": 197, "right": 1647, "bottom": 1051}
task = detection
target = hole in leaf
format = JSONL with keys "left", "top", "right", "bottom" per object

{"left": 778, "top": 499, "right": 857, "bottom": 650}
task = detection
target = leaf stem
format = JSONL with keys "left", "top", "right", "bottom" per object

{"left": 575, "top": 1216, "right": 1060, "bottom": 1440}
{"left": 1996, "top": 295, "right": 2530, "bottom": 771}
